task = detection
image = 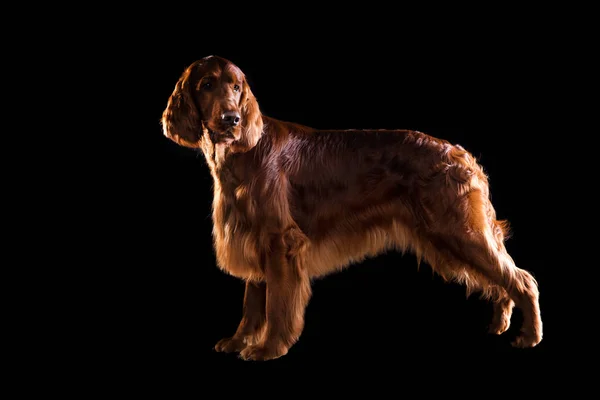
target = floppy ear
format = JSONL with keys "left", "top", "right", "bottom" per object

{"left": 233, "top": 78, "right": 264, "bottom": 152}
{"left": 161, "top": 62, "right": 203, "bottom": 148}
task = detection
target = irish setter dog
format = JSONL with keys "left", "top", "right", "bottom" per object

{"left": 161, "top": 55, "right": 543, "bottom": 361}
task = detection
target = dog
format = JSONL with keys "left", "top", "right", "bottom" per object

{"left": 161, "top": 55, "right": 542, "bottom": 361}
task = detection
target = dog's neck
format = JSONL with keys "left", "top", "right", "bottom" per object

{"left": 200, "top": 128, "right": 243, "bottom": 191}
{"left": 199, "top": 118, "right": 271, "bottom": 194}
{"left": 201, "top": 129, "right": 228, "bottom": 169}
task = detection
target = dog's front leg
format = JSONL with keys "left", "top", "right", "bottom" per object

{"left": 214, "top": 280, "right": 266, "bottom": 353}
{"left": 240, "top": 230, "right": 311, "bottom": 361}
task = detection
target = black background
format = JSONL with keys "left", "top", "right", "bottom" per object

{"left": 91, "top": 24, "right": 577, "bottom": 389}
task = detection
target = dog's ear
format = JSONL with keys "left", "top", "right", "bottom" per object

{"left": 234, "top": 77, "right": 263, "bottom": 152}
{"left": 161, "top": 62, "right": 203, "bottom": 148}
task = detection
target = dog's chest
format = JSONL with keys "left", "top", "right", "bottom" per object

{"left": 211, "top": 188, "right": 264, "bottom": 280}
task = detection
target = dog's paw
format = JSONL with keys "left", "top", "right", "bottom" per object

{"left": 239, "top": 344, "right": 287, "bottom": 361}
{"left": 214, "top": 337, "right": 247, "bottom": 353}
{"left": 488, "top": 317, "right": 511, "bottom": 335}
{"left": 511, "top": 331, "right": 542, "bottom": 348}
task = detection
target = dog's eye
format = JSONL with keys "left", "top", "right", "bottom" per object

{"left": 233, "top": 84, "right": 240, "bottom": 92}
{"left": 202, "top": 82, "right": 212, "bottom": 90}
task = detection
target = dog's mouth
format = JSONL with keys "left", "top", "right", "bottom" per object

{"left": 204, "top": 123, "right": 239, "bottom": 145}
{"left": 212, "top": 130, "right": 236, "bottom": 144}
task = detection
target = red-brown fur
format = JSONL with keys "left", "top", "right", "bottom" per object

{"left": 161, "top": 55, "right": 543, "bottom": 360}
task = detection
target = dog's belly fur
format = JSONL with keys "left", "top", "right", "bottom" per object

{"left": 305, "top": 217, "right": 415, "bottom": 278}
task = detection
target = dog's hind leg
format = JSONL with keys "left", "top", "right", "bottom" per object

{"left": 487, "top": 286, "right": 515, "bottom": 335}
{"left": 418, "top": 245, "right": 514, "bottom": 336}
{"left": 423, "top": 189, "right": 542, "bottom": 347}
{"left": 434, "top": 190, "right": 542, "bottom": 348}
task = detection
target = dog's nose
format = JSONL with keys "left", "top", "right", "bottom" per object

{"left": 221, "top": 111, "right": 241, "bottom": 127}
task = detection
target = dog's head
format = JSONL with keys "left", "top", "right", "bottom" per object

{"left": 161, "top": 55, "right": 263, "bottom": 152}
